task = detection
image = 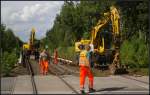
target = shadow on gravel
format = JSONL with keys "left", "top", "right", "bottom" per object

{"left": 95, "top": 87, "right": 127, "bottom": 92}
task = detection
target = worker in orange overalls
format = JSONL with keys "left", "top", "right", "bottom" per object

{"left": 53, "top": 48, "right": 58, "bottom": 64}
{"left": 79, "top": 45, "right": 96, "bottom": 94}
{"left": 39, "top": 49, "right": 49, "bottom": 75}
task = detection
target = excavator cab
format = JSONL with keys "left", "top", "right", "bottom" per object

{"left": 74, "top": 39, "right": 91, "bottom": 65}
{"left": 23, "top": 43, "right": 29, "bottom": 50}
{"left": 75, "top": 39, "right": 91, "bottom": 52}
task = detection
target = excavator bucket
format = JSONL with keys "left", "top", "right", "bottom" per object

{"left": 109, "top": 50, "right": 128, "bottom": 74}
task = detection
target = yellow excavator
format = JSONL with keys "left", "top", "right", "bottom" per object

{"left": 75, "top": 6, "right": 125, "bottom": 74}
{"left": 23, "top": 27, "right": 36, "bottom": 55}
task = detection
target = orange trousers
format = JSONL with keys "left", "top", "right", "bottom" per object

{"left": 40, "top": 60, "right": 48, "bottom": 75}
{"left": 54, "top": 57, "right": 58, "bottom": 64}
{"left": 80, "top": 66, "right": 94, "bottom": 90}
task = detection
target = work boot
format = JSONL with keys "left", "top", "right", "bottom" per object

{"left": 80, "top": 90, "right": 85, "bottom": 94}
{"left": 89, "top": 88, "right": 96, "bottom": 93}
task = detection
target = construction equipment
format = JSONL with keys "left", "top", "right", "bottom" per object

{"left": 75, "top": 6, "right": 126, "bottom": 74}
{"left": 29, "top": 27, "right": 36, "bottom": 53}
{"left": 23, "top": 43, "right": 30, "bottom": 50}
{"left": 75, "top": 39, "right": 91, "bottom": 52}
{"left": 22, "top": 27, "right": 37, "bottom": 57}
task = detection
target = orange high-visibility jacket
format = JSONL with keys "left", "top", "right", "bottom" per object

{"left": 79, "top": 50, "right": 89, "bottom": 67}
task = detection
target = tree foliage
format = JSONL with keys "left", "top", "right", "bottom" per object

{"left": 1, "top": 24, "right": 23, "bottom": 53}
{"left": 120, "top": 34, "right": 148, "bottom": 68}
{"left": 1, "top": 51, "right": 18, "bottom": 76}
{"left": 1, "top": 24, "right": 23, "bottom": 76}
{"left": 118, "top": 1, "right": 149, "bottom": 42}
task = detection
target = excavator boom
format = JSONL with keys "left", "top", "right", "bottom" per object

{"left": 91, "top": 6, "right": 120, "bottom": 49}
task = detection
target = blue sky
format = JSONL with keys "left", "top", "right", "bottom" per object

{"left": 1, "top": 1, "right": 64, "bottom": 42}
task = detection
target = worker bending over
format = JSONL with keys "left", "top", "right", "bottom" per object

{"left": 79, "top": 45, "right": 96, "bottom": 94}
{"left": 39, "top": 49, "right": 49, "bottom": 75}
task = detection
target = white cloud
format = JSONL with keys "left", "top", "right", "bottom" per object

{"left": 11, "top": 4, "right": 43, "bottom": 21}
{"left": 1, "top": 1, "right": 64, "bottom": 42}
{"left": 21, "top": 4, "right": 41, "bottom": 21}
{"left": 10, "top": 13, "right": 19, "bottom": 21}
{"left": 10, "top": 2, "right": 63, "bottom": 22}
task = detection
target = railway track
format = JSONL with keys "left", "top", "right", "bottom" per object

{"left": 55, "top": 63, "right": 79, "bottom": 75}
{"left": 26, "top": 58, "right": 38, "bottom": 94}
{"left": 50, "top": 57, "right": 79, "bottom": 75}
{"left": 24, "top": 56, "right": 148, "bottom": 94}
{"left": 120, "top": 75, "right": 149, "bottom": 84}
{"left": 51, "top": 57, "right": 149, "bottom": 85}
{"left": 24, "top": 57, "right": 79, "bottom": 94}
{"left": 48, "top": 62, "right": 79, "bottom": 94}
{"left": 1, "top": 57, "right": 148, "bottom": 94}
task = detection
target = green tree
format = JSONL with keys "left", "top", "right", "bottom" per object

{"left": 2, "top": 51, "right": 18, "bottom": 76}
{"left": 1, "top": 24, "right": 23, "bottom": 53}
{"left": 1, "top": 24, "right": 23, "bottom": 76}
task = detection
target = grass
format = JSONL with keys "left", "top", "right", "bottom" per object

{"left": 92, "top": 67, "right": 149, "bottom": 77}
{"left": 127, "top": 68, "right": 149, "bottom": 76}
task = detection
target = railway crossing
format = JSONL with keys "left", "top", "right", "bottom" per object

{"left": 1, "top": 59, "right": 149, "bottom": 94}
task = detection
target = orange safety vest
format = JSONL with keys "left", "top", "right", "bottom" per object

{"left": 79, "top": 50, "right": 89, "bottom": 67}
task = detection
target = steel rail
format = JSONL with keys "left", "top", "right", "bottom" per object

{"left": 26, "top": 58, "right": 38, "bottom": 94}
{"left": 48, "top": 63, "right": 79, "bottom": 94}
{"left": 120, "top": 75, "right": 149, "bottom": 84}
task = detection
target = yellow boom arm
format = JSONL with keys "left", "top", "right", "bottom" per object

{"left": 91, "top": 12, "right": 110, "bottom": 44}
{"left": 29, "top": 27, "right": 36, "bottom": 49}
{"left": 91, "top": 6, "right": 120, "bottom": 53}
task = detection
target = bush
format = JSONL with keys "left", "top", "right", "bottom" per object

{"left": 120, "top": 35, "right": 148, "bottom": 68}
{"left": 120, "top": 40, "right": 136, "bottom": 67}
{"left": 57, "top": 46, "right": 76, "bottom": 60}
{"left": 134, "top": 38, "right": 149, "bottom": 68}
{"left": 2, "top": 51, "right": 18, "bottom": 76}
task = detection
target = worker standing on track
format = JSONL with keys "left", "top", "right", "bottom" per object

{"left": 39, "top": 49, "right": 49, "bottom": 75}
{"left": 53, "top": 48, "right": 58, "bottom": 64}
{"left": 79, "top": 45, "right": 96, "bottom": 94}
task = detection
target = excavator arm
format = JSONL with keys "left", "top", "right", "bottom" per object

{"left": 110, "top": 6, "right": 120, "bottom": 35}
{"left": 91, "top": 6, "right": 120, "bottom": 53}
{"left": 91, "top": 12, "right": 110, "bottom": 44}
{"left": 75, "top": 6, "right": 120, "bottom": 54}
{"left": 29, "top": 27, "right": 36, "bottom": 50}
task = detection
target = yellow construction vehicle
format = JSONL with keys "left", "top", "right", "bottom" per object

{"left": 75, "top": 39, "right": 91, "bottom": 52}
{"left": 23, "top": 43, "right": 29, "bottom": 50}
{"left": 22, "top": 27, "right": 36, "bottom": 56}
{"left": 29, "top": 27, "right": 36, "bottom": 52}
{"left": 75, "top": 6, "right": 124, "bottom": 74}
